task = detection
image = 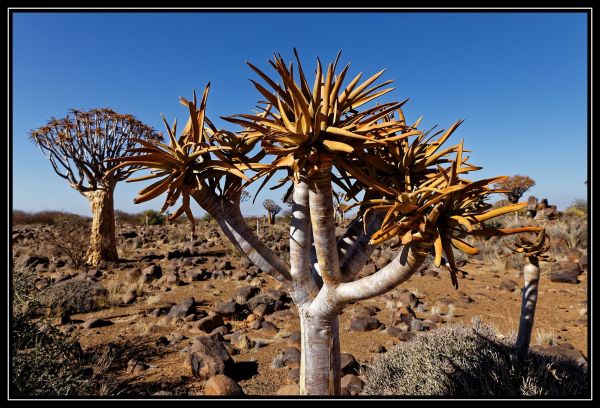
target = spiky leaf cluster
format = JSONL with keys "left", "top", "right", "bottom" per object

{"left": 506, "top": 229, "right": 554, "bottom": 262}
{"left": 108, "top": 84, "right": 259, "bottom": 230}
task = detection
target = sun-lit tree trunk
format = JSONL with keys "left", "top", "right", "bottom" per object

{"left": 84, "top": 182, "right": 118, "bottom": 265}
{"left": 516, "top": 256, "right": 540, "bottom": 360}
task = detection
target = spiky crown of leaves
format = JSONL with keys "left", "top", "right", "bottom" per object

{"left": 111, "top": 50, "right": 542, "bottom": 287}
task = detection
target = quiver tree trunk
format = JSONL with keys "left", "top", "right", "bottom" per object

{"left": 299, "top": 313, "right": 341, "bottom": 395}
{"left": 268, "top": 212, "right": 276, "bottom": 224}
{"left": 84, "top": 184, "right": 118, "bottom": 265}
{"left": 516, "top": 257, "right": 541, "bottom": 360}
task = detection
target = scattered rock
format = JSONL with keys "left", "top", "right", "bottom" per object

{"left": 550, "top": 261, "right": 582, "bottom": 284}
{"left": 166, "top": 272, "right": 181, "bottom": 286}
{"left": 82, "top": 318, "right": 112, "bottom": 329}
{"left": 122, "top": 289, "right": 137, "bottom": 305}
{"left": 279, "top": 347, "right": 301, "bottom": 369}
{"left": 204, "top": 375, "right": 244, "bottom": 396}
{"left": 191, "top": 334, "right": 231, "bottom": 364}
{"left": 340, "top": 353, "right": 360, "bottom": 375}
{"left": 349, "top": 316, "right": 381, "bottom": 332}
{"left": 189, "top": 352, "right": 225, "bottom": 380}
{"left": 217, "top": 260, "right": 234, "bottom": 270}
{"left": 142, "top": 264, "right": 162, "bottom": 282}
{"left": 499, "top": 279, "right": 519, "bottom": 292}
{"left": 287, "top": 331, "right": 301, "bottom": 349}
{"left": 341, "top": 374, "right": 364, "bottom": 396}
{"left": 214, "top": 301, "right": 239, "bottom": 317}
{"left": 258, "top": 320, "right": 279, "bottom": 337}
{"left": 155, "top": 336, "right": 169, "bottom": 347}
{"left": 23, "top": 256, "right": 49, "bottom": 269}
{"left": 166, "top": 297, "right": 195, "bottom": 320}
{"left": 193, "top": 314, "right": 225, "bottom": 334}
{"left": 230, "top": 331, "right": 254, "bottom": 351}
{"left": 286, "top": 368, "right": 300, "bottom": 384}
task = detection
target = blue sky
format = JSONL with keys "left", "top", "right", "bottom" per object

{"left": 12, "top": 11, "right": 588, "bottom": 217}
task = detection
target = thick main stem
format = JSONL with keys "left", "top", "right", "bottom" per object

{"left": 290, "top": 178, "right": 319, "bottom": 306}
{"left": 85, "top": 185, "right": 118, "bottom": 266}
{"left": 516, "top": 257, "right": 540, "bottom": 360}
{"left": 299, "top": 312, "right": 341, "bottom": 395}
{"left": 309, "top": 159, "right": 341, "bottom": 286}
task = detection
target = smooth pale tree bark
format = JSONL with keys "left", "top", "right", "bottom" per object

{"left": 191, "top": 188, "right": 291, "bottom": 284}
{"left": 189, "top": 169, "right": 433, "bottom": 395}
{"left": 84, "top": 182, "right": 118, "bottom": 265}
{"left": 516, "top": 257, "right": 541, "bottom": 360}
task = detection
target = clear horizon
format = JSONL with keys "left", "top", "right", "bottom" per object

{"left": 11, "top": 11, "right": 588, "bottom": 217}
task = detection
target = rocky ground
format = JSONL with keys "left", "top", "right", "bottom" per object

{"left": 11, "top": 215, "right": 589, "bottom": 396}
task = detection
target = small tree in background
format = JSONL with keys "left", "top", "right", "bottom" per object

{"left": 30, "top": 108, "right": 161, "bottom": 265}
{"left": 263, "top": 199, "right": 282, "bottom": 224}
{"left": 141, "top": 209, "right": 165, "bottom": 226}
{"left": 494, "top": 175, "right": 535, "bottom": 221}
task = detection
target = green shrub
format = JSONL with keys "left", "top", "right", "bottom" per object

{"left": 363, "top": 321, "right": 589, "bottom": 397}
{"left": 140, "top": 209, "right": 165, "bottom": 226}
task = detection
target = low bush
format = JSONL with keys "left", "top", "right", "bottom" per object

{"left": 363, "top": 321, "right": 589, "bottom": 397}
{"left": 11, "top": 265, "right": 117, "bottom": 396}
{"left": 38, "top": 279, "right": 109, "bottom": 316}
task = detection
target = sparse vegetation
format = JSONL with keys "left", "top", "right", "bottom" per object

{"left": 363, "top": 322, "right": 589, "bottom": 397}
{"left": 141, "top": 209, "right": 166, "bottom": 226}
{"left": 39, "top": 279, "right": 109, "bottom": 316}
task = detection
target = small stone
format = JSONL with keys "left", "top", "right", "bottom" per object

{"left": 166, "top": 272, "right": 180, "bottom": 286}
{"left": 341, "top": 374, "right": 364, "bottom": 396}
{"left": 82, "top": 318, "right": 112, "bottom": 329}
{"left": 166, "top": 297, "right": 195, "bottom": 320}
{"left": 280, "top": 347, "right": 301, "bottom": 368}
{"left": 217, "top": 260, "right": 234, "bottom": 270}
{"left": 286, "top": 368, "right": 300, "bottom": 384}
{"left": 550, "top": 261, "right": 582, "bottom": 284}
{"left": 122, "top": 289, "right": 137, "bottom": 305}
{"left": 204, "top": 375, "right": 244, "bottom": 396}
{"left": 142, "top": 264, "right": 162, "bottom": 281}
{"left": 191, "top": 334, "right": 231, "bottom": 363}
{"left": 499, "top": 279, "right": 519, "bottom": 292}
{"left": 258, "top": 320, "right": 279, "bottom": 337}
{"left": 214, "top": 301, "right": 238, "bottom": 317}
{"left": 155, "top": 336, "right": 169, "bottom": 347}
{"left": 287, "top": 331, "right": 301, "bottom": 349}
{"left": 230, "top": 331, "right": 254, "bottom": 351}
{"left": 189, "top": 352, "right": 225, "bottom": 380}
{"left": 193, "top": 314, "right": 225, "bottom": 334}
{"left": 349, "top": 316, "right": 381, "bottom": 332}
{"left": 340, "top": 353, "right": 360, "bottom": 375}
{"left": 276, "top": 384, "right": 299, "bottom": 395}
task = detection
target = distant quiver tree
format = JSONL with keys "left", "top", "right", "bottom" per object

{"left": 30, "top": 108, "right": 161, "bottom": 265}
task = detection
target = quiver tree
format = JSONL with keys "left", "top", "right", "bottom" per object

{"left": 506, "top": 230, "right": 554, "bottom": 361}
{"left": 263, "top": 199, "right": 282, "bottom": 224}
{"left": 494, "top": 175, "right": 536, "bottom": 221}
{"left": 113, "top": 51, "right": 542, "bottom": 396}
{"left": 332, "top": 191, "right": 347, "bottom": 225}
{"left": 30, "top": 109, "right": 161, "bottom": 265}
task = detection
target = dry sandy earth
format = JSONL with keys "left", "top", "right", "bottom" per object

{"left": 13, "top": 219, "right": 589, "bottom": 396}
